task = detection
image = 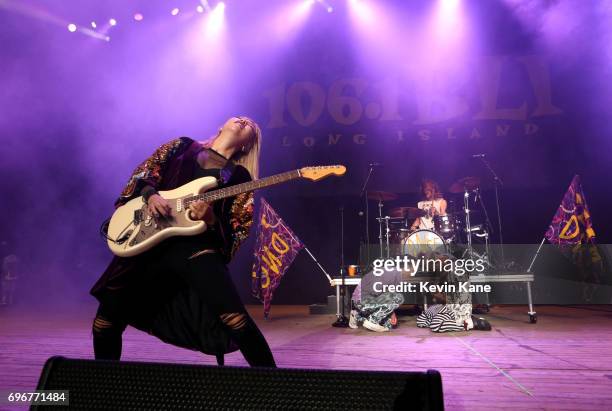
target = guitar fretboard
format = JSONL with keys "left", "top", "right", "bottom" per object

{"left": 183, "top": 169, "right": 301, "bottom": 205}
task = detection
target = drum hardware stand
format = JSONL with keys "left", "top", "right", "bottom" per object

{"left": 462, "top": 230, "right": 492, "bottom": 267}
{"left": 472, "top": 229, "right": 492, "bottom": 309}
{"left": 463, "top": 188, "right": 493, "bottom": 309}
{"left": 332, "top": 205, "right": 349, "bottom": 328}
{"left": 463, "top": 189, "right": 491, "bottom": 309}
{"left": 473, "top": 188, "right": 497, "bottom": 270}
{"left": 474, "top": 230, "right": 491, "bottom": 266}
{"left": 375, "top": 214, "right": 392, "bottom": 259}
{"left": 463, "top": 188, "right": 474, "bottom": 259}
{"left": 377, "top": 200, "right": 385, "bottom": 259}
{"left": 477, "top": 156, "right": 505, "bottom": 265}
{"left": 385, "top": 217, "right": 391, "bottom": 258}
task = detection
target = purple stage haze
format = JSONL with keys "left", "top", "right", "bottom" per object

{"left": 0, "top": 0, "right": 611, "bottom": 308}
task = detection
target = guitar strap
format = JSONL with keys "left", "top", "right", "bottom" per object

{"left": 218, "top": 158, "right": 237, "bottom": 187}
{"left": 193, "top": 144, "right": 237, "bottom": 187}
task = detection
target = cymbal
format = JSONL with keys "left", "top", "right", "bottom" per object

{"left": 449, "top": 176, "right": 480, "bottom": 193}
{"left": 388, "top": 206, "right": 427, "bottom": 219}
{"left": 367, "top": 191, "right": 398, "bottom": 202}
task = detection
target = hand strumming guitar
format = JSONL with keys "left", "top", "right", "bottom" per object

{"left": 147, "top": 194, "right": 172, "bottom": 218}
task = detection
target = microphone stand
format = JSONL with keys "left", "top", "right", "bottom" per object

{"left": 332, "top": 205, "right": 349, "bottom": 327}
{"left": 337, "top": 163, "right": 375, "bottom": 328}
{"left": 360, "top": 165, "right": 376, "bottom": 269}
{"left": 478, "top": 157, "right": 505, "bottom": 267}
{"left": 475, "top": 189, "right": 494, "bottom": 237}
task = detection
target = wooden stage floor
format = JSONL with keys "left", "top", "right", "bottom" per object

{"left": 1, "top": 304, "right": 611, "bottom": 410}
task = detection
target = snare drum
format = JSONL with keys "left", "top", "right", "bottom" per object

{"left": 401, "top": 229, "right": 447, "bottom": 257}
{"left": 433, "top": 214, "right": 455, "bottom": 239}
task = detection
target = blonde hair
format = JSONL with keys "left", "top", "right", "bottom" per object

{"left": 204, "top": 116, "right": 262, "bottom": 180}
{"left": 232, "top": 116, "right": 262, "bottom": 180}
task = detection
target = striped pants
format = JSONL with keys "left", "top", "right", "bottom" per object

{"left": 417, "top": 304, "right": 466, "bottom": 333}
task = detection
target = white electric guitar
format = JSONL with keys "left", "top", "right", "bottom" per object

{"left": 106, "top": 165, "right": 346, "bottom": 257}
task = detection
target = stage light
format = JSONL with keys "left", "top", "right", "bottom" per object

{"left": 263, "top": 0, "right": 315, "bottom": 44}
{"left": 90, "top": 21, "right": 96, "bottom": 29}
{"left": 431, "top": 0, "right": 465, "bottom": 44}
{"left": 196, "top": 5, "right": 205, "bottom": 13}
{"left": 171, "top": 8, "right": 180, "bottom": 16}
{"left": 347, "top": 0, "right": 374, "bottom": 25}
{"left": 134, "top": 13, "right": 143, "bottom": 22}
{"left": 185, "top": 0, "right": 231, "bottom": 79}
{"left": 296, "top": 0, "right": 315, "bottom": 12}
{"left": 200, "top": 0, "right": 212, "bottom": 12}
{"left": 206, "top": 1, "right": 225, "bottom": 35}
{"left": 298, "top": 0, "right": 316, "bottom": 15}
{"left": 67, "top": 24, "right": 110, "bottom": 42}
{"left": 109, "top": 18, "right": 117, "bottom": 26}
{"left": 327, "top": 7, "right": 334, "bottom": 13}
{"left": 439, "top": 0, "right": 461, "bottom": 16}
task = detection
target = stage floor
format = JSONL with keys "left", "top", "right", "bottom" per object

{"left": 1, "top": 304, "right": 611, "bottom": 410}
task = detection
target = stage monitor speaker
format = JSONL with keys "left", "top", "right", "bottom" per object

{"left": 34, "top": 356, "right": 444, "bottom": 410}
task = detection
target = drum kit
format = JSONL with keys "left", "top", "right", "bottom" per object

{"left": 368, "top": 176, "right": 492, "bottom": 264}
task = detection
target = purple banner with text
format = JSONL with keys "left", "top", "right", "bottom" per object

{"left": 545, "top": 175, "right": 596, "bottom": 246}
{"left": 251, "top": 198, "right": 304, "bottom": 318}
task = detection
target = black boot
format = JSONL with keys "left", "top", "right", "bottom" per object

{"left": 471, "top": 315, "right": 492, "bottom": 331}
{"left": 227, "top": 316, "right": 276, "bottom": 367}
{"left": 92, "top": 315, "right": 126, "bottom": 360}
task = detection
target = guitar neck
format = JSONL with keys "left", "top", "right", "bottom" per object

{"left": 193, "top": 169, "right": 302, "bottom": 203}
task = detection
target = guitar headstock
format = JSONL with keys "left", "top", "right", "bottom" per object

{"left": 299, "top": 165, "right": 347, "bottom": 181}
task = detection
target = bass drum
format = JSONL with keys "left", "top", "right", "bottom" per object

{"left": 401, "top": 229, "right": 447, "bottom": 258}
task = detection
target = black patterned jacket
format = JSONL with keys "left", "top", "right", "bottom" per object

{"left": 91, "top": 137, "right": 255, "bottom": 300}
{"left": 115, "top": 137, "right": 254, "bottom": 261}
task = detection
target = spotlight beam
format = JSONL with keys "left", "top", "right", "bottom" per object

{"left": 204, "top": 1, "right": 226, "bottom": 38}
{"left": 78, "top": 27, "right": 111, "bottom": 41}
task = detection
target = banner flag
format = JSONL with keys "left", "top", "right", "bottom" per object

{"left": 545, "top": 175, "right": 596, "bottom": 246}
{"left": 251, "top": 198, "right": 304, "bottom": 318}
{"left": 544, "top": 175, "right": 604, "bottom": 286}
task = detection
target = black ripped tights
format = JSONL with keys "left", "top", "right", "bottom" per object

{"left": 92, "top": 239, "right": 275, "bottom": 367}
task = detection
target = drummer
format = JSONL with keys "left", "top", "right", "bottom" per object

{"left": 409, "top": 179, "right": 447, "bottom": 231}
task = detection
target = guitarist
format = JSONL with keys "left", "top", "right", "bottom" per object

{"left": 90, "top": 117, "right": 276, "bottom": 367}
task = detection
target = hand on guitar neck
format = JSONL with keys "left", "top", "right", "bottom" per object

{"left": 188, "top": 200, "right": 215, "bottom": 224}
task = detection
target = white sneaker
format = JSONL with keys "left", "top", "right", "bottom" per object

{"left": 363, "top": 319, "right": 389, "bottom": 332}
{"left": 463, "top": 317, "right": 474, "bottom": 330}
{"left": 349, "top": 310, "right": 359, "bottom": 329}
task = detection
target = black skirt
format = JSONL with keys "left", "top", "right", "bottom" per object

{"left": 91, "top": 236, "right": 240, "bottom": 356}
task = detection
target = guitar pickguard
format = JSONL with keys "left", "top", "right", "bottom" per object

{"left": 126, "top": 197, "right": 204, "bottom": 248}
